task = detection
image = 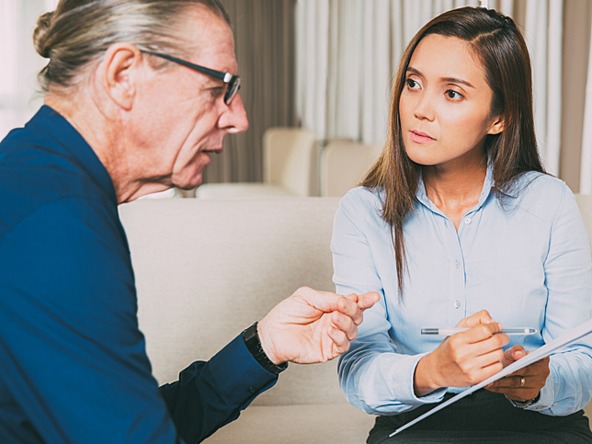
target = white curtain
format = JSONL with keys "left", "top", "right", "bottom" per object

{"left": 0, "top": 0, "right": 53, "bottom": 140}
{"left": 0, "top": 0, "right": 22, "bottom": 138}
{"left": 523, "top": 0, "right": 563, "bottom": 175}
{"left": 295, "top": 0, "right": 562, "bottom": 177}
{"left": 580, "top": 24, "right": 592, "bottom": 195}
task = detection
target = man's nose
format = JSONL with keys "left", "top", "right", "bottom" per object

{"left": 220, "top": 93, "right": 249, "bottom": 133}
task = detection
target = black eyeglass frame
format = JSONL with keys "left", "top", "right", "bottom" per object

{"left": 141, "top": 50, "right": 241, "bottom": 105}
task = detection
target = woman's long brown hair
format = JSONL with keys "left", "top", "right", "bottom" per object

{"left": 361, "top": 7, "right": 544, "bottom": 295}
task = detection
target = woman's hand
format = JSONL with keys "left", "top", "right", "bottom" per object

{"left": 485, "top": 345, "right": 550, "bottom": 402}
{"left": 414, "top": 310, "right": 509, "bottom": 396}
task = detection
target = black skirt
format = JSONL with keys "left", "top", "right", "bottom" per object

{"left": 368, "top": 390, "right": 592, "bottom": 444}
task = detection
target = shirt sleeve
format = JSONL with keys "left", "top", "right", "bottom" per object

{"left": 332, "top": 190, "right": 447, "bottom": 415}
{"left": 0, "top": 198, "right": 277, "bottom": 443}
{"left": 527, "top": 185, "right": 592, "bottom": 415}
{"left": 159, "top": 334, "right": 278, "bottom": 443}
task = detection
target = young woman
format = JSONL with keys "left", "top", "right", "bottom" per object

{"left": 332, "top": 7, "right": 592, "bottom": 443}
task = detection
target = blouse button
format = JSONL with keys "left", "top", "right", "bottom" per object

{"left": 464, "top": 217, "right": 472, "bottom": 225}
{"left": 454, "top": 300, "right": 461, "bottom": 309}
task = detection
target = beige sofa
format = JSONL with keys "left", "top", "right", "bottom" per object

{"left": 119, "top": 194, "right": 592, "bottom": 443}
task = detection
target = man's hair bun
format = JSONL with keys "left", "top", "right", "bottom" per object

{"left": 33, "top": 11, "right": 54, "bottom": 59}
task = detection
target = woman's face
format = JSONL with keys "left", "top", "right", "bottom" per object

{"left": 399, "top": 34, "right": 504, "bottom": 170}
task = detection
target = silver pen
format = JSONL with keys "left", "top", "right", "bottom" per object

{"left": 421, "top": 327, "right": 538, "bottom": 336}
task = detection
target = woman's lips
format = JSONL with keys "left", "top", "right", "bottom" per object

{"left": 410, "top": 130, "right": 435, "bottom": 144}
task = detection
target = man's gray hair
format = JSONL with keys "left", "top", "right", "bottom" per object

{"left": 33, "top": 0, "right": 230, "bottom": 92}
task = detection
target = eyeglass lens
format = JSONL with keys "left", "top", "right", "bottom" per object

{"left": 225, "top": 77, "right": 241, "bottom": 105}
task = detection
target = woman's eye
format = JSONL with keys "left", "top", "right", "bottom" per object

{"left": 445, "top": 89, "right": 463, "bottom": 100}
{"left": 406, "top": 78, "right": 420, "bottom": 89}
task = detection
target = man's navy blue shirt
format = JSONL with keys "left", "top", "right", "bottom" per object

{"left": 0, "top": 106, "right": 276, "bottom": 443}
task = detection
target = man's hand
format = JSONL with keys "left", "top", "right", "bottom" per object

{"left": 257, "top": 286, "right": 379, "bottom": 365}
{"left": 485, "top": 345, "right": 550, "bottom": 402}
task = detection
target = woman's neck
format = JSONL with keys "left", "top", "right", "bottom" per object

{"left": 423, "top": 151, "right": 487, "bottom": 230}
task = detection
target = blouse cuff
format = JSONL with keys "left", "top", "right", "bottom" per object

{"left": 524, "top": 369, "right": 556, "bottom": 412}
{"left": 401, "top": 353, "right": 447, "bottom": 405}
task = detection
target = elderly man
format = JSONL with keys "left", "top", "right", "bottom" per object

{"left": 0, "top": 1, "right": 378, "bottom": 443}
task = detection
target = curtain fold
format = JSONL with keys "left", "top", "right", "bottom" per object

{"left": 0, "top": 0, "right": 19, "bottom": 137}
{"left": 523, "top": 0, "right": 563, "bottom": 175}
{"left": 545, "top": 0, "right": 563, "bottom": 175}
{"left": 0, "top": 1, "right": 18, "bottom": 101}
{"left": 580, "top": 24, "right": 592, "bottom": 195}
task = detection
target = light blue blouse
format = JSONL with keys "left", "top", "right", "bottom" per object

{"left": 332, "top": 165, "right": 592, "bottom": 416}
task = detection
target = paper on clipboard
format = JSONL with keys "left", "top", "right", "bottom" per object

{"left": 390, "top": 318, "right": 592, "bottom": 437}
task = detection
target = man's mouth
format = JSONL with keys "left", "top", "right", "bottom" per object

{"left": 202, "top": 147, "right": 223, "bottom": 154}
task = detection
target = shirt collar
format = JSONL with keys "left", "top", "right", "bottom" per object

{"left": 415, "top": 158, "right": 498, "bottom": 215}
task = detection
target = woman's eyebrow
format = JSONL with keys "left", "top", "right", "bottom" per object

{"left": 406, "top": 66, "right": 475, "bottom": 89}
{"left": 441, "top": 76, "right": 475, "bottom": 89}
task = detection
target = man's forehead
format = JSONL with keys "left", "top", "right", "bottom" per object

{"left": 178, "top": 5, "right": 237, "bottom": 71}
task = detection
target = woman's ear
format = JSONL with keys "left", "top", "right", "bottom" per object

{"left": 100, "top": 43, "right": 140, "bottom": 110}
{"left": 487, "top": 115, "right": 505, "bottom": 135}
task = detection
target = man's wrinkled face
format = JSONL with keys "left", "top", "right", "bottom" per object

{"left": 134, "top": 5, "right": 248, "bottom": 190}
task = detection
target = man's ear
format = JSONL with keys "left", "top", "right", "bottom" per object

{"left": 487, "top": 115, "right": 505, "bottom": 135}
{"left": 100, "top": 44, "right": 141, "bottom": 111}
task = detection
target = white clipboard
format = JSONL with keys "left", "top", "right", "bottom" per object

{"left": 390, "top": 318, "right": 592, "bottom": 437}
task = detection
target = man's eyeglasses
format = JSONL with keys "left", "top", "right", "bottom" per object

{"left": 141, "top": 50, "right": 241, "bottom": 105}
